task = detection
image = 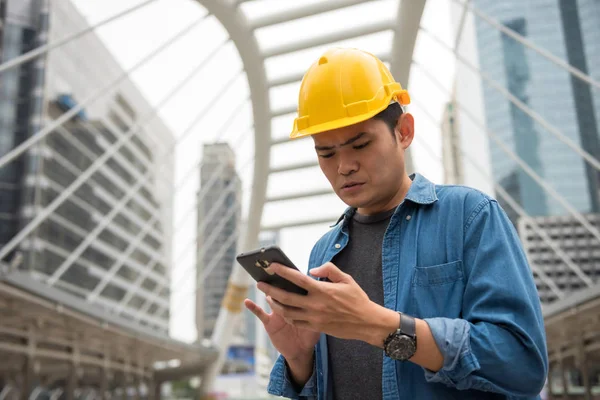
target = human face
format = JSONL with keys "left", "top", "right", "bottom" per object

{"left": 313, "top": 113, "right": 415, "bottom": 215}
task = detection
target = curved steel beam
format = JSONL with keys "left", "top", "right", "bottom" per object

{"left": 250, "top": 0, "right": 379, "bottom": 29}
{"left": 191, "top": 0, "right": 271, "bottom": 395}
{"left": 390, "top": 0, "right": 427, "bottom": 174}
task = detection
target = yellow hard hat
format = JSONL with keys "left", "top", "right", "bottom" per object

{"left": 290, "top": 48, "right": 410, "bottom": 139}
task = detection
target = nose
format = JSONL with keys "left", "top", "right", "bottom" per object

{"left": 337, "top": 151, "right": 358, "bottom": 176}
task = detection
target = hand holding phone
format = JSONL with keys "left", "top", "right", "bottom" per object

{"left": 236, "top": 245, "right": 308, "bottom": 295}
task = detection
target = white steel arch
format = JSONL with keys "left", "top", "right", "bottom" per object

{"left": 390, "top": 0, "right": 427, "bottom": 174}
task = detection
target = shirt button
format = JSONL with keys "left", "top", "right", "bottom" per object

{"left": 334, "top": 243, "right": 341, "bottom": 249}
{"left": 406, "top": 215, "right": 412, "bottom": 221}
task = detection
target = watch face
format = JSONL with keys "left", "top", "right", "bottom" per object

{"left": 386, "top": 335, "right": 417, "bottom": 361}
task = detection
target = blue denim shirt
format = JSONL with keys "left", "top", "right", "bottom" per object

{"left": 267, "top": 174, "right": 548, "bottom": 399}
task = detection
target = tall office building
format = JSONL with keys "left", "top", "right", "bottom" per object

{"left": 470, "top": 0, "right": 600, "bottom": 224}
{"left": 0, "top": 0, "right": 46, "bottom": 254}
{"left": 196, "top": 143, "right": 241, "bottom": 339}
{"left": 0, "top": 0, "right": 175, "bottom": 332}
{"left": 441, "top": 96, "right": 464, "bottom": 186}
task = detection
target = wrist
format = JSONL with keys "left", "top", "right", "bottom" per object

{"left": 286, "top": 351, "right": 314, "bottom": 388}
{"left": 287, "top": 349, "right": 314, "bottom": 367}
{"left": 362, "top": 304, "right": 400, "bottom": 348}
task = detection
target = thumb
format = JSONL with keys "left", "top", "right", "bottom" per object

{"left": 310, "top": 262, "right": 347, "bottom": 283}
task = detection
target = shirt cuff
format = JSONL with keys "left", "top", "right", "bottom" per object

{"left": 267, "top": 354, "right": 317, "bottom": 399}
{"left": 422, "top": 317, "right": 480, "bottom": 390}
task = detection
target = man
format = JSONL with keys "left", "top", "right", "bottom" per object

{"left": 244, "top": 48, "right": 548, "bottom": 399}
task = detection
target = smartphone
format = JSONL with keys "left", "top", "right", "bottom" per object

{"left": 236, "top": 245, "right": 308, "bottom": 295}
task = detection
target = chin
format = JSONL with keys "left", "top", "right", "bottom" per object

{"left": 338, "top": 194, "right": 368, "bottom": 209}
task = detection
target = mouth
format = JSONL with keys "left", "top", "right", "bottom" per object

{"left": 341, "top": 182, "right": 364, "bottom": 192}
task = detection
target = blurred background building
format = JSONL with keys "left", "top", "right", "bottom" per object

{"left": 196, "top": 142, "right": 241, "bottom": 340}
{"left": 441, "top": 96, "right": 463, "bottom": 186}
{"left": 0, "top": 0, "right": 599, "bottom": 398}
{"left": 1, "top": 0, "right": 174, "bottom": 332}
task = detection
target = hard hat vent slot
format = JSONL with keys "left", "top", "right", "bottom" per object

{"left": 318, "top": 56, "right": 328, "bottom": 65}
{"left": 345, "top": 101, "right": 369, "bottom": 117}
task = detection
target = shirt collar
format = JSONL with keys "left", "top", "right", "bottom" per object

{"left": 405, "top": 173, "right": 439, "bottom": 205}
{"left": 331, "top": 173, "right": 438, "bottom": 227}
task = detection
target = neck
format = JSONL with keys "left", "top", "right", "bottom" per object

{"left": 357, "top": 174, "right": 413, "bottom": 215}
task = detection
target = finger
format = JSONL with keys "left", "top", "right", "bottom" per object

{"left": 268, "top": 263, "right": 318, "bottom": 291}
{"left": 266, "top": 295, "right": 308, "bottom": 321}
{"left": 266, "top": 297, "right": 294, "bottom": 325}
{"left": 244, "top": 299, "right": 270, "bottom": 325}
{"left": 257, "top": 281, "right": 307, "bottom": 308}
{"left": 309, "top": 262, "right": 348, "bottom": 283}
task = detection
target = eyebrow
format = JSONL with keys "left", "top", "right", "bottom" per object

{"left": 314, "top": 132, "right": 368, "bottom": 151}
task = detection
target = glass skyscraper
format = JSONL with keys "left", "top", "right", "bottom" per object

{"left": 473, "top": 0, "right": 600, "bottom": 224}
{"left": 0, "top": 0, "right": 44, "bottom": 252}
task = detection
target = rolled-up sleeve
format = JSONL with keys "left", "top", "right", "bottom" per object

{"left": 422, "top": 199, "right": 548, "bottom": 397}
{"left": 267, "top": 354, "right": 317, "bottom": 399}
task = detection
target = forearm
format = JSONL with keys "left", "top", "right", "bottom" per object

{"left": 411, "top": 318, "right": 443, "bottom": 371}
{"left": 361, "top": 305, "right": 443, "bottom": 372}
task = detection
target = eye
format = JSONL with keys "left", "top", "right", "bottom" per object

{"left": 353, "top": 141, "right": 371, "bottom": 150}
{"left": 319, "top": 153, "right": 335, "bottom": 159}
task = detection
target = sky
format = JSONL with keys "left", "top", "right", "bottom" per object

{"left": 70, "top": 0, "right": 457, "bottom": 343}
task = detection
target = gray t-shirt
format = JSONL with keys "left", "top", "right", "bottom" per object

{"left": 327, "top": 207, "right": 395, "bottom": 400}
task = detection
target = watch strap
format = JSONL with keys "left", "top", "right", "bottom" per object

{"left": 399, "top": 312, "right": 416, "bottom": 338}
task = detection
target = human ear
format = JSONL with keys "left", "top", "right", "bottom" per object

{"left": 397, "top": 113, "right": 414, "bottom": 148}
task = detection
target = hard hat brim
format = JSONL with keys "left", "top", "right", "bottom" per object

{"left": 290, "top": 105, "right": 386, "bottom": 140}
{"left": 290, "top": 93, "right": 409, "bottom": 140}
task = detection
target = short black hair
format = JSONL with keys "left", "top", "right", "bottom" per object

{"left": 372, "top": 102, "right": 403, "bottom": 140}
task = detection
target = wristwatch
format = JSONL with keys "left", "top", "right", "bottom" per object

{"left": 383, "top": 312, "right": 417, "bottom": 361}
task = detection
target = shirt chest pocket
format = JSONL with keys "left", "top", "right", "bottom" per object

{"left": 410, "top": 260, "right": 465, "bottom": 319}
